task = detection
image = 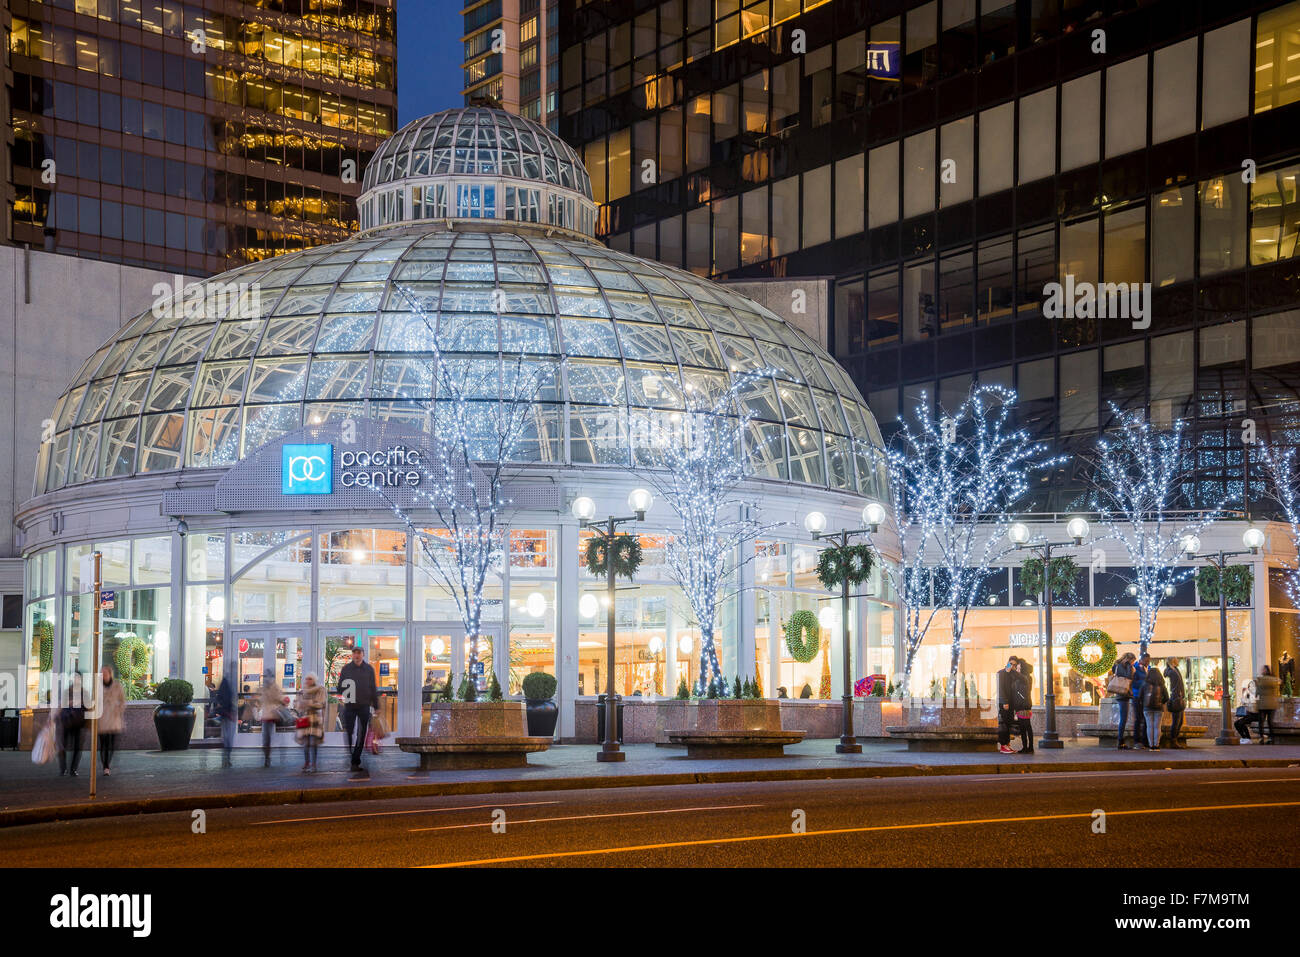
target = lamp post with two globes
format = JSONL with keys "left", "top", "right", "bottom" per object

{"left": 571, "top": 488, "right": 653, "bottom": 762}
{"left": 1180, "top": 526, "right": 1265, "bottom": 745}
{"left": 1006, "top": 516, "right": 1090, "bottom": 749}
{"left": 803, "top": 501, "right": 886, "bottom": 754}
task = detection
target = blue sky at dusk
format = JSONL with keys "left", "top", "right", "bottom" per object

{"left": 397, "top": 0, "right": 465, "bottom": 126}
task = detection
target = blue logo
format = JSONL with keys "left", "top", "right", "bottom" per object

{"left": 282, "top": 444, "right": 332, "bottom": 495}
{"left": 865, "top": 41, "right": 900, "bottom": 80}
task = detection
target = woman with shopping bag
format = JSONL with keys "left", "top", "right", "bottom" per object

{"left": 295, "top": 672, "right": 325, "bottom": 772}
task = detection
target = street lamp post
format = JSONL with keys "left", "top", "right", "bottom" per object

{"left": 573, "top": 490, "right": 652, "bottom": 763}
{"left": 1007, "top": 516, "right": 1090, "bottom": 750}
{"left": 1182, "top": 527, "right": 1264, "bottom": 746}
{"left": 806, "top": 502, "right": 885, "bottom": 755}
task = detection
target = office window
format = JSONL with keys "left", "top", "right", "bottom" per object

{"left": 939, "top": 116, "right": 973, "bottom": 206}
{"left": 836, "top": 277, "right": 866, "bottom": 353}
{"left": 1017, "top": 357, "right": 1055, "bottom": 434}
{"left": 1252, "top": 311, "right": 1300, "bottom": 370}
{"left": 686, "top": 95, "right": 710, "bottom": 171}
{"left": 712, "top": 195, "right": 738, "bottom": 273}
{"left": 585, "top": 140, "right": 607, "bottom": 205}
{"left": 1202, "top": 20, "right": 1250, "bottom": 129}
{"left": 1149, "top": 331, "right": 1194, "bottom": 426}
{"left": 660, "top": 214, "right": 683, "bottom": 268}
{"left": 803, "top": 164, "right": 831, "bottom": 248}
{"left": 1105, "top": 56, "right": 1147, "bottom": 157}
{"left": 660, "top": 107, "right": 683, "bottom": 181}
{"left": 1104, "top": 205, "right": 1146, "bottom": 284}
{"left": 868, "top": 17, "right": 901, "bottom": 105}
{"left": 1016, "top": 225, "right": 1055, "bottom": 317}
{"left": 1018, "top": 88, "right": 1056, "bottom": 184}
{"left": 867, "top": 269, "right": 901, "bottom": 346}
{"left": 1255, "top": 0, "right": 1300, "bottom": 113}
{"left": 835, "top": 154, "right": 864, "bottom": 237}
{"left": 772, "top": 59, "right": 799, "bottom": 133}
{"left": 903, "top": 258, "right": 937, "bottom": 340}
{"left": 1250, "top": 162, "right": 1300, "bottom": 265}
{"left": 835, "top": 32, "right": 867, "bottom": 117}
{"left": 1152, "top": 39, "right": 1196, "bottom": 144}
{"left": 1060, "top": 350, "right": 1098, "bottom": 434}
{"left": 978, "top": 102, "right": 1014, "bottom": 195}
{"left": 740, "top": 186, "right": 769, "bottom": 265}
{"left": 939, "top": 0, "right": 977, "bottom": 79}
{"left": 1060, "top": 73, "right": 1100, "bottom": 171}
{"left": 633, "top": 118, "right": 656, "bottom": 193}
{"left": 904, "top": 1, "right": 938, "bottom": 89}
{"left": 807, "top": 44, "right": 833, "bottom": 127}
{"left": 1199, "top": 175, "right": 1247, "bottom": 275}
{"left": 868, "top": 142, "right": 899, "bottom": 228}
{"left": 1061, "top": 218, "right": 1099, "bottom": 286}
{"left": 742, "top": 70, "right": 768, "bottom": 135}
{"left": 903, "top": 129, "right": 935, "bottom": 218}
{"left": 771, "top": 175, "right": 799, "bottom": 257}
{"left": 1103, "top": 341, "right": 1145, "bottom": 413}
{"left": 686, "top": 205, "right": 709, "bottom": 275}
{"left": 977, "top": 234, "right": 1014, "bottom": 324}
{"left": 714, "top": 84, "right": 739, "bottom": 140}
{"left": 980, "top": 0, "right": 1016, "bottom": 63}
{"left": 1151, "top": 186, "right": 1194, "bottom": 287}
{"left": 938, "top": 248, "right": 974, "bottom": 333}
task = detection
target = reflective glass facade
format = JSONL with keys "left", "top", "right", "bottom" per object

{"left": 560, "top": 0, "right": 1300, "bottom": 513}
{"left": 463, "top": 0, "right": 560, "bottom": 128}
{"left": 6, "top": 0, "right": 397, "bottom": 275}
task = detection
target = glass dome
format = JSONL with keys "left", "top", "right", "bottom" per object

{"left": 35, "top": 110, "right": 888, "bottom": 502}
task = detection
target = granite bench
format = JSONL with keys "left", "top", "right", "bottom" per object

{"left": 1079, "top": 724, "right": 1207, "bottom": 746}
{"left": 884, "top": 725, "right": 1000, "bottom": 752}
{"left": 663, "top": 729, "right": 806, "bottom": 758}
{"left": 395, "top": 735, "right": 552, "bottom": 770}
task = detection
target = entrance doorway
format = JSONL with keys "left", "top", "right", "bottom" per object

{"left": 226, "top": 626, "right": 308, "bottom": 746}
{"left": 318, "top": 626, "right": 402, "bottom": 746}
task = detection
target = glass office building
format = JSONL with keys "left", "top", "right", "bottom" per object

{"left": 6, "top": 0, "right": 397, "bottom": 275}
{"left": 463, "top": 0, "right": 560, "bottom": 128}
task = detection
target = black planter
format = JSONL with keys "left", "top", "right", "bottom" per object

{"left": 153, "top": 704, "right": 196, "bottom": 751}
{"left": 525, "top": 697, "right": 558, "bottom": 737}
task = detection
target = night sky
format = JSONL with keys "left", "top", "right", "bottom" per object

{"left": 397, "top": 0, "right": 466, "bottom": 127}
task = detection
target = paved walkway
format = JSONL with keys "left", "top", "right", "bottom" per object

{"left": 2, "top": 737, "right": 1298, "bottom": 827}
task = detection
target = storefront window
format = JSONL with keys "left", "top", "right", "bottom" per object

{"left": 509, "top": 528, "right": 557, "bottom": 694}
{"left": 102, "top": 587, "right": 172, "bottom": 699}
{"left": 232, "top": 532, "right": 311, "bottom": 623}
{"left": 317, "top": 528, "right": 406, "bottom": 621}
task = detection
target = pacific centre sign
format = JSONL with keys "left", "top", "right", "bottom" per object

{"left": 281, "top": 443, "right": 423, "bottom": 495}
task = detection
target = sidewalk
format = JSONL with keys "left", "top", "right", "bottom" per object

{"left": 2, "top": 738, "right": 1297, "bottom": 828}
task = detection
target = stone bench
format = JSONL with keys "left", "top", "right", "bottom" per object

{"left": 395, "top": 735, "right": 553, "bottom": 770}
{"left": 1079, "top": 724, "right": 1207, "bottom": 746}
{"left": 884, "top": 725, "right": 1000, "bottom": 752}
{"left": 664, "top": 729, "right": 806, "bottom": 759}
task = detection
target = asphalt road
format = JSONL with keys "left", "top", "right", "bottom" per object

{"left": 4, "top": 766, "right": 1298, "bottom": 867}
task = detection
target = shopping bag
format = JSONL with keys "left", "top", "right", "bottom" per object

{"left": 364, "top": 726, "right": 381, "bottom": 755}
{"left": 32, "top": 724, "right": 55, "bottom": 765}
{"left": 368, "top": 712, "right": 388, "bottom": 741}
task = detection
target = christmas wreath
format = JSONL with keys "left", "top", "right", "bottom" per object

{"left": 1067, "top": 628, "right": 1117, "bottom": 678}
{"left": 1195, "top": 565, "right": 1253, "bottom": 605}
{"left": 585, "top": 533, "right": 643, "bottom": 581}
{"left": 115, "top": 634, "right": 150, "bottom": 682}
{"left": 784, "top": 609, "right": 821, "bottom": 663}
{"left": 816, "top": 544, "right": 875, "bottom": 591}
{"left": 34, "top": 619, "right": 54, "bottom": 672}
{"left": 1019, "top": 556, "right": 1078, "bottom": 600}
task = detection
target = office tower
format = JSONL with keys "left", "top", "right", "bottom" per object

{"left": 463, "top": 0, "right": 559, "bottom": 128}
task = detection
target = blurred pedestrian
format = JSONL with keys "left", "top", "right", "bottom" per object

{"left": 337, "top": 645, "right": 378, "bottom": 775}
{"left": 1130, "top": 653, "right": 1151, "bottom": 749}
{"left": 1013, "top": 657, "right": 1034, "bottom": 754}
{"left": 98, "top": 665, "right": 125, "bottom": 774}
{"left": 997, "top": 657, "right": 1020, "bottom": 754}
{"left": 58, "top": 673, "right": 86, "bottom": 777}
{"left": 258, "top": 669, "right": 289, "bottom": 768}
{"left": 1163, "top": 657, "right": 1186, "bottom": 748}
{"left": 1141, "top": 664, "right": 1168, "bottom": 751}
{"left": 213, "top": 674, "right": 236, "bottom": 767}
{"left": 1109, "top": 652, "right": 1138, "bottom": 749}
{"left": 296, "top": 672, "right": 325, "bottom": 772}
{"left": 1255, "top": 665, "right": 1281, "bottom": 743}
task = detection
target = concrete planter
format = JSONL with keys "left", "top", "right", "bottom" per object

{"left": 422, "top": 700, "right": 528, "bottom": 737}
{"left": 909, "top": 700, "right": 996, "bottom": 728}
{"left": 685, "top": 699, "right": 783, "bottom": 732}
{"left": 20, "top": 701, "right": 170, "bottom": 751}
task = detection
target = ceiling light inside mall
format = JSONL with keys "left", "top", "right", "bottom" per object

{"left": 679, "top": 635, "right": 693, "bottom": 654}
{"left": 578, "top": 594, "right": 599, "bottom": 619}
{"left": 351, "top": 548, "right": 366, "bottom": 562}
{"left": 429, "top": 638, "right": 445, "bottom": 657}
{"left": 818, "top": 605, "right": 839, "bottom": 628}
{"left": 525, "top": 591, "right": 547, "bottom": 618}
{"left": 207, "top": 596, "right": 225, "bottom": 621}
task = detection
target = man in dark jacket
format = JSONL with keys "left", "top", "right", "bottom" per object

{"left": 996, "top": 657, "right": 1020, "bottom": 754}
{"left": 338, "top": 645, "right": 379, "bottom": 773}
{"left": 1163, "top": 657, "right": 1187, "bottom": 748}
{"left": 1130, "top": 653, "right": 1150, "bottom": 751}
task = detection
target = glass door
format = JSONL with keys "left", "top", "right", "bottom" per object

{"left": 319, "top": 626, "right": 403, "bottom": 746}
{"left": 415, "top": 624, "right": 460, "bottom": 732}
{"left": 227, "top": 626, "right": 307, "bottom": 746}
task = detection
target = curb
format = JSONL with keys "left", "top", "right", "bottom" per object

{"left": 3, "top": 756, "right": 1298, "bottom": 829}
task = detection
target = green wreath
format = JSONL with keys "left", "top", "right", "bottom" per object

{"left": 1195, "top": 565, "right": 1253, "bottom": 605}
{"left": 585, "top": 533, "right": 642, "bottom": 581}
{"left": 1019, "top": 556, "right": 1078, "bottom": 600}
{"left": 34, "top": 619, "right": 54, "bottom": 672}
{"left": 1067, "top": 628, "right": 1117, "bottom": 678}
{"left": 115, "top": 633, "right": 150, "bottom": 681}
{"left": 784, "top": 610, "right": 821, "bottom": 663}
{"left": 816, "top": 544, "right": 876, "bottom": 591}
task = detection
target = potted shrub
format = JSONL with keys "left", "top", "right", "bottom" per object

{"left": 153, "top": 678, "right": 196, "bottom": 751}
{"left": 521, "top": 671, "right": 558, "bottom": 737}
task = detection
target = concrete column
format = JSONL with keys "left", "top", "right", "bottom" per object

{"left": 665, "top": 603, "right": 679, "bottom": 696}
{"left": 1251, "top": 552, "right": 1269, "bottom": 677}
{"left": 558, "top": 519, "right": 579, "bottom": 740}
{"left": 737, "top": 540, "right": 756, "bottom": 681}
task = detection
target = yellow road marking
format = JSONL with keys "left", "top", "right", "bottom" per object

{"left": 409, "top": 804, "right": 763, "bottom": 833}
{"left": 422, "top": 800, "right": 1300, "bottom": 867}
{"left": 255, "top": 800, "right": 560, "bottom": 826}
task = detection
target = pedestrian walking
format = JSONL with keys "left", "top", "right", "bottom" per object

{"left": 996, "top": 657, "right": 1020, "bottom": 754}
{"left": 1141, "top": 664, "right": 1169, "bottom": 751}
{"left": 213, "top": 674, "right": 236, "bottom": 767}
{"left": 57, "top": 672, "right": 86, "bottom": 776}
{"left": 337, "top": 645, "right": 378, "bottom": 774}
{"left": 296, "top": 672, "right": 325, "bottom": 772}
{"left": 257, "top": 669, "right": 290, "bottom": 768}
{"left": 1108, "top": 652, "right": 1137, "bottom": 749}
{"left": 1131, "top": 653, "right": 1151, "bottom": 749}
{"left": 1163, "top": 657, "right": 1187, "bottom": 748}
{"left": 1255, "top": 665, "right": 1281, "bottom": 743}
{"left": 98, "top": 666, "right": 125, "bottom": 774}
{"left": 1013, "top": 657, "right": 1034, "bottom": 754}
